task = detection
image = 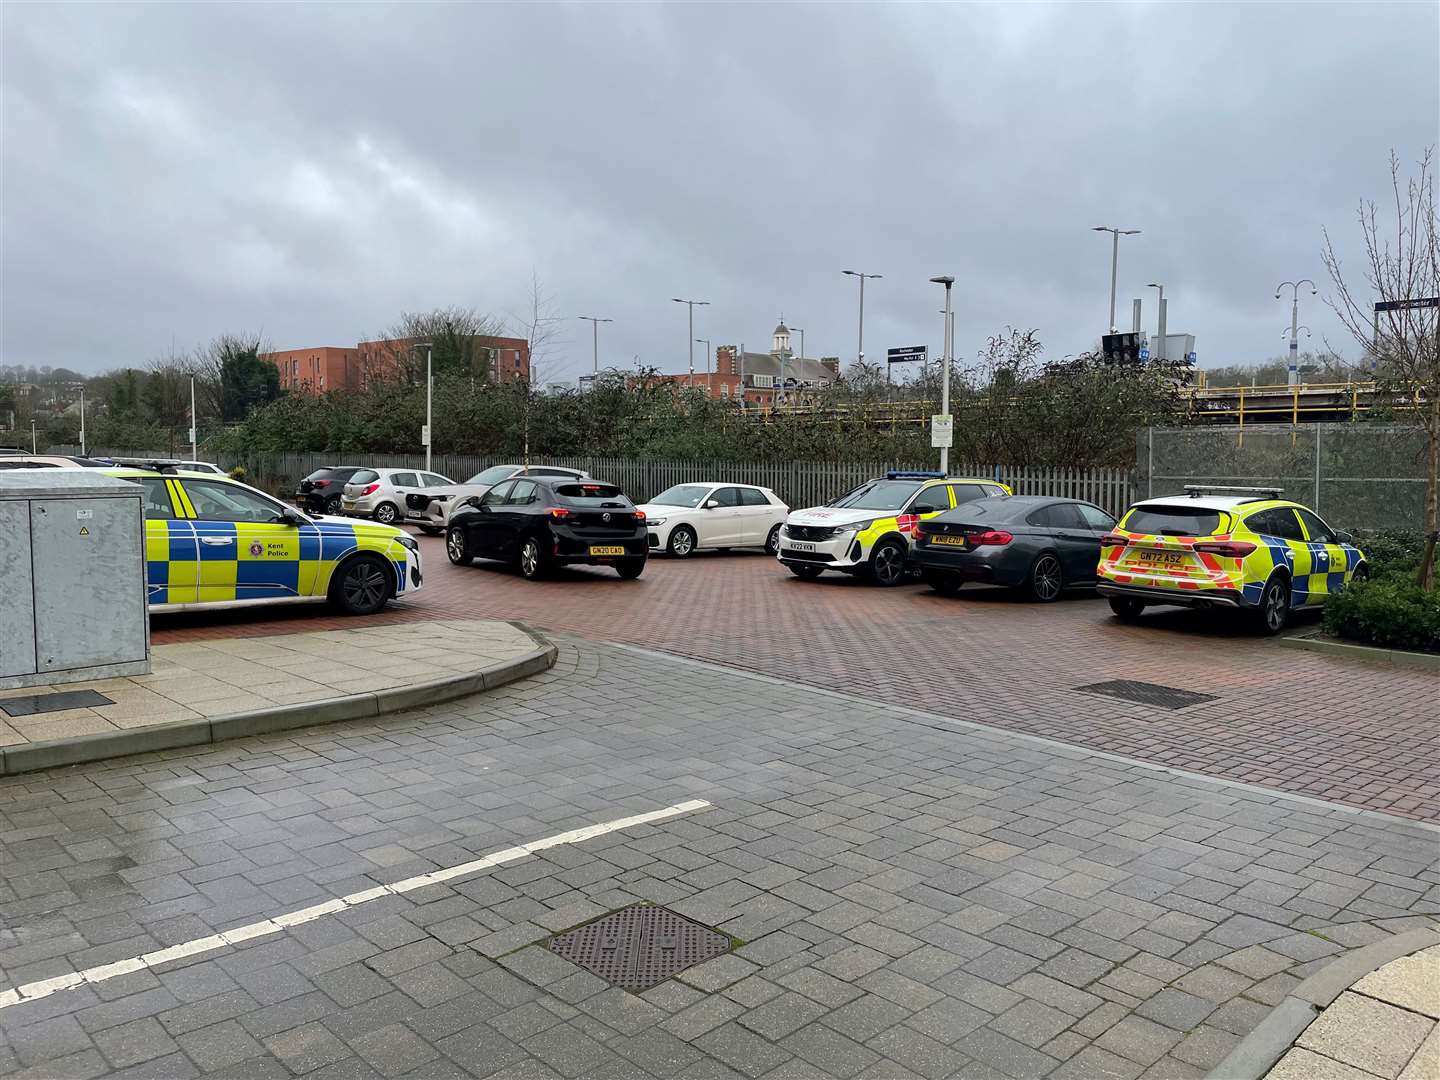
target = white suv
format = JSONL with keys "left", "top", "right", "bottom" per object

{"left": 342, "top": 467, "right": 453, "bottom": 525}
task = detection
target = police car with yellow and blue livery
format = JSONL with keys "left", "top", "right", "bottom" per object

{"left": 778, "top": 471, "right": 1011, "bottom": 585}
{"left": 1097, "top": 485, "right": 1366, "bottom": 634}
{"left": 104, "top": 463, "right": 422, "bottom": 616}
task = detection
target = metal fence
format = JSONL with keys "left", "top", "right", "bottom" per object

{"left": 1137, "top": 423, "right": 1428, "bottom": 531}
{"left": 52, "top": 447, "right": 1138, "bottom": 517}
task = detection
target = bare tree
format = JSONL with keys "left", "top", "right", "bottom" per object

{"left": 1323, "top": 148, "right": 1439, "bottom": 589}
{"left": 369, "top": 307, "right": 507, "bottom": 385}
{"left": 508, "top": 272, "right": 566, "bottom": 466}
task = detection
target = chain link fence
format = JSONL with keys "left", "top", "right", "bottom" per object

{"left": 1137, "top": 423, "right": 1428, "bottom": 531}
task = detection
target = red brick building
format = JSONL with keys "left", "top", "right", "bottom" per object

{"left": 631, "top": 324, "right": 840, "bottom": 409}
{"left": 264, "top": 336, "right": 530, "bottom": 395}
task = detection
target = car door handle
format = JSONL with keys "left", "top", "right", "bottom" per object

{"left": 199, "top": 537, "right": 234, "bottom": 546}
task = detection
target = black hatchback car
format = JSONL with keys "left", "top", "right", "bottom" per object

{"left": 445, "top": 476, "right": 648, "bottom": 580}
{"left": 912, "top": 495, "right": 1117, "bottom": 601}
{"left": 295, "top": 466, "right": 365, "bottom": 515}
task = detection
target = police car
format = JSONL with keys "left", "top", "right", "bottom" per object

{"left": 106, "top": 463, "right": 423, "bottom": 616}
{"left": 778, "top": 471, "right": 1010, "bottom": 585}
{"left": 1097, "top": 485, "right": 1366, "bottom": 634}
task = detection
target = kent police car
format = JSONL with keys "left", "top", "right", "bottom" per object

{"left": 106, "top": 464, "right": 422, "bottom": 616}
{"left": 1097, "top": 485, "right": 1366, "bottom": 634}
{"left": 777, "top": 471, "right": 1010, "bottom": 585}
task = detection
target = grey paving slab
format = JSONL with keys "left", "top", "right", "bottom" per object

{"left": 1, "top": 637, "right": 1438, "bottom": 1080}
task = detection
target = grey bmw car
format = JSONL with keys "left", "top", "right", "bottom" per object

{"left": 911, "top": 495, "right": 1117, "bottom": 601}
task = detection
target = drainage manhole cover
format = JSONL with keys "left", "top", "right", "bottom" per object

{"left": 548, "top": 904, "right": 730, "bottom": 991}
{"left": 1074, "top": 680, "right": 1217, "bottom": 710}
{"left": 0, "top": 689, "right": 114, "bottom": 717}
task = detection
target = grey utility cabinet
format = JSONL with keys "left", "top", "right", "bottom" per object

{"left": 0, "top": 470, "right": 151, "bottom": 689}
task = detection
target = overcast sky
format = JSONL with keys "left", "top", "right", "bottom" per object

{"left": 2, "top": 2, "right": 1436, "bottom": 383}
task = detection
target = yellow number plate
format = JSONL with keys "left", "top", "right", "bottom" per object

{"left": 1131, "top": 550, "right": 1184, "bottom": 566}
{"left": 589, "top": 545, "right": 626, "bottom": 556}
{"left": 930, "top": 535, "right": 966, "bottom": 547}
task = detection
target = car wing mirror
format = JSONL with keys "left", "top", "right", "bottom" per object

{"left": 1336, "top": 530, "right": 1355, "bottom": 545}
{"left": 276, "top": 508, "right": 307, "bottom": 527}
{"left": 704, "top": 500, "right": 720, "bottom": 509}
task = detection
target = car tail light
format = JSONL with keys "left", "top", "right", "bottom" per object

{"left": 548, "top": 507, "right": 571, "bottom": 520}
{"left": 1194, "top": 541, "right": 1257, "bottom": 558}
{"left": 1099, "top": 533, "right": 1128, "bottom": 547}
{"left": 361, "top": 482, "right": 380, "bottom": 496}
{"left": 634, "top": 510, "right": 646, "bottom": 522}
{"left": 313, "top": 479, "right": 330, "bottom": 487}
{"left": 967, "top": 529, "right": 1013, "bottom": 546}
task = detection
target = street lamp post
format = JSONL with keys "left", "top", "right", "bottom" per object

{"left": 671, "top": 298, "right": 710, "bottom": 379}
{"left": 413, "top": 342, "right": 434, "bottom": 471}
{"left": 1092, "top": 226, "right": 1141, "bottom": 332}
{"left": 79, "top": 387, "right": 86, "bottom": 456}
{"left": 1147, "top": 283, "right": 1166, "bottom": 361}
{"left": 694, "top": 339, "right": 712, "bottom": 388}
{"left": 578, "top": 316, "right": 612, "bottom": 375}
{"left": 31, "top": 419, "right": 37, "bottom": 454}
{"left": 842, "top": 270, "right": 882, "bottom": 376}
{"left": 189, "top": 376, "right": 197, "bottom": 462}
{"left": 1275, "top": 280, "right": 1317, "bottom": 386}
{"left": 930, "top": 276, "right": 955, "bottom": 474}
{"left": 786, "top": 327, "right": 804, "bottom": 405}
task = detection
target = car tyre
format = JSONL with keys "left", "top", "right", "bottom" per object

{"left": 924, "top": 571, "right": 963, "bottom": 596}
{"left": 374, "top": 501, "right": 399, "bottom": 525}
{"left": 1255, "top": 573, "right": 1291, "bottom": 635}
{"left": 1350, "top": 564, "right": 1369, "bottom": 586}
{"left": 446, "top": 525, "right": 473, "bottom": 566}
{"left": 1108, "top": 596, "right": 1145, "bottom": 622}
{"left": 519, "top": 536, "right": 548, "bottom": 580}
{"left": 330, "top": 554, "right": 391, "bottom": 616}
{"left": 616, "top": 559, "right": 645, "bottom": 580}
{"left": 1027, "top": 553, "right": 1063, "bottom": 602}
{"left": 667, "top": 525, "right": 697, "bottom": 558}
{"left": 867, "top": 540, "right": 907, "bottom": 587}
{"left": 789, "top": 563, "right": 824, "bottom": 580}
{"left": 765, "top": 524, "right": 782, "bottom": 556}
{"left": 324, "top": 495, "right": 342, "bottom": 515}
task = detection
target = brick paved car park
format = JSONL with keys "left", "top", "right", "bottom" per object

{"left": 152, "top": 536, "right": 1440, "bottom": 823}
{"left": 1, "top": 641, "right": 1437, "bottom": 1080}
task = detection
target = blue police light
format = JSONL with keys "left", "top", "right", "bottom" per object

{"left": 886, "top": 470, "right": 944, "bottom": 480}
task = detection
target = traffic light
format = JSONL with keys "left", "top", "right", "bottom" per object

{"left": 1101, "top": 332, "right": 1144, "bottom": 364}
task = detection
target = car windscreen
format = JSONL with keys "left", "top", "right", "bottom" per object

{"left": 554, "top": 482, "right": 631, "bottom": 507}
{"left": 466, "top": 465, "right": 519, "bottom": 486}
{"left": 829, "top": 480, "right": 921, "bottom": 511}
{"left": 1122, "top": 505, "right": 1225, "bottom": 536}
{"left": 306, "top": 468, "right": 348, "bottom": 482}
{"left": 650, "top": 484, "right": 710, "bottom": 508}
{"left": 349, "top": 469, "right": 379, "bottom": 485}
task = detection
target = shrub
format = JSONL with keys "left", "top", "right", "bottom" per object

{"left": 227, "top": 465, "right": 247, "bottom": 482}
{"left": 1323, "top": 577, "right": 1440, "bottom": 653}
{"left": 1351, "top": 529, "right": 1425, "bottom": 580}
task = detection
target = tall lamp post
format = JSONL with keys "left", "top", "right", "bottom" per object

{"left": 930, "top": 276, "right": 955, "bottom": 474}
{"left": 671, "top": 298, "right": 709, "bottom": 378}
{"left": 842, "top": 269, "right": 882, "bottom": 376}
{"left": 188, "top": 376, "right": 197, "bottom": 462}
{"left": 79, "top": 387, "right": 86, "bottom": 456}
{"left": 413, "top": 342, "right": 433, "bottom": 471}
{"left": 1092, "top": 226, "right": 1141, "bottom": 332}
{"left": 694, "top": 339, "right": 712, "bottom": 384}
{"left": 786, "top": 327, "right": 804, "bottom": 405}
{"left": 31, "top": 419, "right": 37, "bottom": 454}
{"left": 578, "top": 316, "right": 612, "bottom": 375}
{"left": 1275, "top": 280, "right": 1317, "bottom": 386}
{"left": 1147, "top": 282, "right": 1166, "bottom": 361}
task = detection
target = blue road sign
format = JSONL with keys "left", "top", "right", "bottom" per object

{"left": 1138, "top": 347, "right": 1150, "bottom": 361}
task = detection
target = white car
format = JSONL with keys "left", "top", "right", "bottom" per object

{"left": 638, "top": 483, "right": 790, "bottom": 557}
{"left": 342, "top": 467, "right": 453, "bottom": 526}
{"left": 406, "top": 464, "right": 589, "bottom": 532}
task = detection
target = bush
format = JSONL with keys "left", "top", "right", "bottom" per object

{"left": 1323, "top": 577, "right": 1440, "bottom": 653}
{"left": 227, "top": 466, "right": 247, "bottom": 482}
{"left": 1351, "top": 529, "right": 1426, "bottom": 580}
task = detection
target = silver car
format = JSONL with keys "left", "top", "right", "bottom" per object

{"left": 342, "top": 467, "right": 453, "bottom": 526}
{"left": 405, "top": 464, "right": 590, "bottom": 531}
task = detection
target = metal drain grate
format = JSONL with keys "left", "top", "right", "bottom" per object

{"left": 548, "top": 904, "right": 730, "bottom": 991}
{"left": 1074, "top": 680, "right": 1217, "bottom": 710}
{"left": 0, "top": 689, "right": 115, "bottom": 717}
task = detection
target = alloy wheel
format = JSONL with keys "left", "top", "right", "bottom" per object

{"left": 521, "top": 539, "right": 540, "bottom": 578}
{"left": 873, "top": 543, "right": 903, "bottom": 586}
{"left": 1033, "top": 555, "right": 1062, "bottom": 601}
{"left": 343, "top": 562, "right": 387, "bottom": 610}
{"left": 447, "top": 528, "right": 466, "bottom": 564}
{"left": 375, "top": 503, "right": 397, "bottom": 524}
{"left": 671, "top": 528, "right": 694, "bottom": 556}
{"left": 765, "top": 525, "right": 781, "bottom": 555}
{"left": 1264, "top": 580, "right": 1289, "bottom": 631}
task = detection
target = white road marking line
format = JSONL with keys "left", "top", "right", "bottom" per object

{"left": 0, "top": 798, "right": 711, "bottom": 1010}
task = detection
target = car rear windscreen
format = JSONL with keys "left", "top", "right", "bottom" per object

{"left": 554, "top": 482, "right": 630, "bottom": 506}
{"left": 349, "top": 470, "right": 379, "bottom": 485}
{"left": 1123, "top": 506, "right": 1224, "bottom": 536}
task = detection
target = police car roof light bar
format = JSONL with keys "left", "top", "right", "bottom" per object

{"left": 1183, "top": 484, "right": 1284, "bottom": 498}
{"left": 105, "top": 457, "right": 185, "bottom": 473}
{"left": 887, "top": 470, "right": 945, "bottom": 480}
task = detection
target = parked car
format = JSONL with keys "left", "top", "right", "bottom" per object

{"left": 0, "top": 455, "right": 112, "bottom": 469}
{"left": 406, "top": 464, "right": 590, "bottom": 533}
{"left": 1097, "top": 485, "right": 1367, "bottom": 634}
{"left": 913, "top": 495, "right": 1117, "bottom": 600}
{"left": 103, "top": 464, "right": 422, "bottom": 615}
{"left": 99, "top": 456, "right": 226, "bottom": 475}
{"left": 295, "top": 466, "right": 367, "bottom": 515}
{"left": 777, "top": 471, "right": 1011, "bottom": 585}
{"left": 342, "top": 467, "right": 453, "bottom": 525}
{"left": 637, "top": 483, "right": 789, "bottom": 557}
{"left": 445, "top": 476, "right": 647, "bottom": 580}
